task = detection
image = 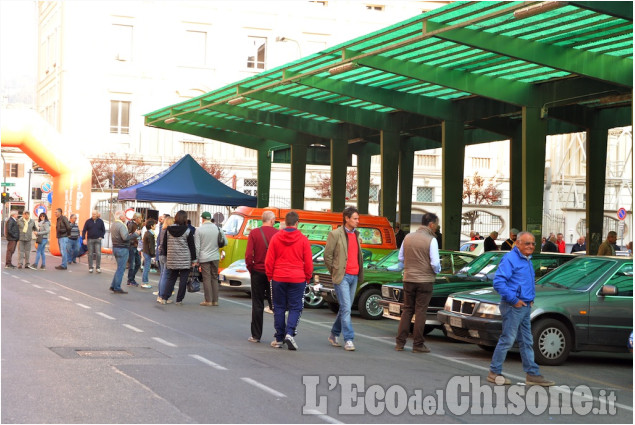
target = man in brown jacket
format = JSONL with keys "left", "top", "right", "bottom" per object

{"left": 597, "top": 231, "right": 618, "bottom": 256}
{"left": 395, "top": 212, "right": 441, "bottom": 353}
{"left": 323, "top": 206, "right": 363, "bottom": 351}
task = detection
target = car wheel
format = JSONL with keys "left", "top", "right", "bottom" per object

{"left": 304, "top": 285, "right": 325, "bottom": 309}
{"left": 327, "top": 302, "right": 340, "bottom": 313}
{"left": 532, "top": 318, "right": 572, "bottom": 366}
{"left": 358, "top": 288, "right": 383, "bottom": 320}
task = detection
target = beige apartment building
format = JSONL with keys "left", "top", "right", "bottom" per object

{"left": 27, "top": 0, "right": 633, "bottom": 243}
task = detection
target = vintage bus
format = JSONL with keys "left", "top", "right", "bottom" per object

{"left": 218, "top": 207, "right": 397, "bottom": 270}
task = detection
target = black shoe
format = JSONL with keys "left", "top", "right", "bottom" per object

{"left": 113, "top": 289, "right": 128, "bottom": 294}
{"left": 55, "top": 266, "right": 67, "bottom": 270}
{"left": 109, "top": 287, "right": 114, "bottom": 292}
{"left": 5, "top": 264, "right": 16, "bottom": 269}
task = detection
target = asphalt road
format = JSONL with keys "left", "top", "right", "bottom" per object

{"left": 1, "top": 246, "right": 633, "bottom": 424}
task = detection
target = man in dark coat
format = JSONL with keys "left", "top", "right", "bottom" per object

{"left": 484, "top": 231, "right": 499, "bottom": 252}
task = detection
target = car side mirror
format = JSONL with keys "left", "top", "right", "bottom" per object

{"left": 600, "top": 285, "right": 617, "bottom": 296}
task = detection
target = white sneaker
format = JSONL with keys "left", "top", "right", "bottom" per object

{"left": 270, "top": 340, "right": 283, "bottom": 348}
{"left": 284, "top": 334, "right": 298, "bottom": 350}
{"left": 328, "top": 334, "right": 341, "bottom": 347}
{"left": 344, "top": 340, "right": 355, "bottom": 351}
{"left": 89, "top": 268, "right": 94, "bottom": 273}
{"left": 264, "top": 306, "right": 273, "bottom": 314}
{"left": 96, "top": 268, "right": 101, "bottom": 273}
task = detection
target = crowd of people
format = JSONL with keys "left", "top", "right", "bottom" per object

{"left": 3, "top": 207, "right": 633, "bottom": 385}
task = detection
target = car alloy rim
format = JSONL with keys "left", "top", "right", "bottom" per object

{"left": 366, "top": 294, "right": 383, "bottom": 317}
{"left": 304, "top": 286, "right": 323, "bottom": 306}
{"left": 538, "top": 327, "right": 565, "bottom": 359}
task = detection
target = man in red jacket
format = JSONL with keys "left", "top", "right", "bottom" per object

{"left": 245, "top": 210, "right": 279, "bottom": 343}
{"left": 265, "top": 211, "right": 313, "bottom": 350}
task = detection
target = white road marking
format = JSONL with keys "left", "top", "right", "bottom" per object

{"left": 189, "top": 354, "right": 228, "bottom": 371}
{"left": 122, "top": 324, "right": 144, "bottom": 333}
{"left": 76, "top": 303, "right": 91, "bottom": 309}
{"left": 152, "top": 337, "right": 177, "bottom": 347}
{"left": 21, "top": 279, "right": 30, "bottom": 283}
{"left": 59, "top": 296, "right": 72, "bottom": 301}
{"left": 240, "top": 377, "right": 287, "bottom": 399}
{"left": 45, "top": 290, "right": 56, "bottom": 295}
{"left": 96, "top": 312, "right": 115, "bottom": 320}
{"left": 32, "top": 284, "right": 42, "bottom": 289}
{"left": 303, "top": 410, "right": 344, "bottom": 424}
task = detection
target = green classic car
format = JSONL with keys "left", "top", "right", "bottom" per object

{"left": 379, "top": 251, "right": 575, "bottom": 334}
{"left": 437, "top": 256, "right": 633, "bottom": 365}
{"left": 311, "top": 250, "right": 476, "bottom": 320}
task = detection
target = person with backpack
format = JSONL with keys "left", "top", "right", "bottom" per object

{"left": 194, "top": 212, "right": 228, "bottom": 307}
{"left": 245, "top": 210, "right": 279, "bottom": 343}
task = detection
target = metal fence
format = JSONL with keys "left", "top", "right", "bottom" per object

{"left": 460, "top": 210, "right": 504, "bottom": 238}
{"left": 542, "top": 212, "right": 566, "bottom": 237}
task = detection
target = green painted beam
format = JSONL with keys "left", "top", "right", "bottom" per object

{"left": 441, "top": 120, "right": 465, "bottom": 251}
{"left": 509, "top": 128, "right": 523, "bottom": 235}
{"left": 356, "top": 144, "right": 372, "bottom": 214}
{"left": 548, "top": 104, "right": 633, "bottom": 130}
{"left": 398, "top": 138, "right": 414, "bottom": 233}
{"left": 150, "top": 122, "right": 276, "bottom": 151}
{"left": 426, "top": 21, "right": 633, "bottom": 88}
{"left": 330, "top": 138, "right": 348, "bottom": 213}
{"left": 169, "top": 110, "right": 305, "bottom": 145}
{"left": 257, "top": 149, "right": 272, "bottom": 208}
{"left": 569, "top": 1, "right": 633, "bottom": 20}
{"left": 291, "top": 143, "right": 307, "bottom": 210}
{"left": 242, "top": 87, "right": 405, "bottom": 132}
{"left": 352, "top": 51, "right": 536, "bottom": 106}
{"left": 380, "top": 131, "right": 400, "bottom": 223}
{"left": 521, "top": 106, "right": 548, "bottom": 252}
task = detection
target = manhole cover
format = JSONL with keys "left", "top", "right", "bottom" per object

{"left": 76, "top": 350, "right": 133, "bottom": 358}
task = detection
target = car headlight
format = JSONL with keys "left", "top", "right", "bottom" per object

{"left": 381, "top": 286, "right": 390, "bottom": 298}
{"left": 476, "top": 302, "right": 500, "bottom": 316}
{"left": 444, "top": 297, "right": 454, "bottom": 311}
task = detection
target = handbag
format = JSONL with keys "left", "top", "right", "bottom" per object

{"left": 36, "top": 234, "right": 43, "bottom": 244}
{"left": 187, "top": 266, "right": 201, "bottom": 293}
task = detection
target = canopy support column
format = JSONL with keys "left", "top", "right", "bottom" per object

{"left": 380, "top": 130, "right": 400, "bottom": 223}
{"left": 290, "top": 143, "right": 307, "bottom": 210}
{"left": 356, "top": 144, "right": 371, "bottom": 215}
{"left": 521, "top": 106, "right": 548, "bottom": 251}
{"left": 330, "top": 138, "right": 348, "bottom": 213}
{"left": 257, "top": 148, "right": 271, "bottom": 208}
{"left": 585, "top": 113, "right": 611, "bottom": 255}
{"left": 398, "top": 138, "right": 414, "bottom": 232}
{"left": 441, "top": 120, "right": 465, "bottom": 250}
{"left": 509, "top": 129, "right": 523, "bottom": 234}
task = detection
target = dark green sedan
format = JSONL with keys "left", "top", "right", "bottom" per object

{"left": 379, "top": 251, "right": 575, "bottom": 334}
{"left": 437, "top": 256, "right": 633, "bottom": 365}
{"left": 312, "top": 250, "right": 476, "bottom": 320}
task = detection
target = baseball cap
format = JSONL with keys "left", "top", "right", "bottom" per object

{"left": 201, "top": 211, "right": 212, "bottom": 220}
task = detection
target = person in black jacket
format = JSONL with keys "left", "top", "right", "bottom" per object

{"left": 54, "top": 208, "right": 72, "bottom": 270}
{"left": 160, "top": 210, "right": 196, "bottom": 305}
{"left": 484, "top": 231, "right": 499, "bottom": 252}
{"left": 82, "top": 210, "right": 106, "bottom": 273}
{"left": 4, "top": 210, "right": 19, "bottom": 268}
{"left": 542, "top": 235, "right": 558, "bottom": 252}
{"left": 394, "top": 222, "right": 406, "bottom": 248}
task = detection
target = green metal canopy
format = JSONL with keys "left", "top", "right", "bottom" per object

{"left": 145, "top": 0, "right": 633, "bottom": 253}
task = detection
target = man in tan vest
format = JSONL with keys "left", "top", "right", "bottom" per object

{"left": 395, "top": 212, "right": 441, "bottom": 353}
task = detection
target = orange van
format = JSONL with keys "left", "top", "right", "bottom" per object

{"left": 219, "top": 207, "right": 397, "bottom": 270}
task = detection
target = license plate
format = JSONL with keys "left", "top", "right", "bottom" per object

{"left": 389, "top": 303, "right": 401, "bottom": 314}
{"left": 449, "top": 316, "right": 462, "bottom": 328}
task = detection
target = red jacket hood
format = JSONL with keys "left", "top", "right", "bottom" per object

{"left": 276, "top": 228, "right": 305, "bottom": 245}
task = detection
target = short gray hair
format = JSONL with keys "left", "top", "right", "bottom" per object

{"left": 114, "top": 210, "right": 126, "bottom": 221}
{"left": 517, "top": 231, "right": 534, "bottom": 240}
{"left": 262, "top": 210, "right": 275, "bottom": 223}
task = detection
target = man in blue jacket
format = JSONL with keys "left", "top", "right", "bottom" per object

{"left": 489, "top": 231, "right": 555, "bottom": 387}
{"left": 82, "top": 210, "right": 106, "bottom": 273}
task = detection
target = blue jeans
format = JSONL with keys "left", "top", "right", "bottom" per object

{"left": 331, "top": 274, "right": 358, "bottom": 341}
{"left": 271, "top": 280, "right": 305, "bottom": 342}
{"left": 158, "top": 256, "right": 167, "bottom": 298}
{"left": 490, "top": 302, "right": 540, "bottom": 376}
{"left": 127, "top": 247, "right": 141, "bottom": 283}
{"left": 67, "top": 238, "right": 80, "bottom": 263}
{"left": 34, "top": 239, "right": 48, "bottom": 267}
{"left": 142, "top": 252, "right": 152, "bottom": 283}
{"left": 111, "top": 247, "right": 130, "bottom": 291}
{"left": 58, "top": 237, "right": 69, "bottom": 268}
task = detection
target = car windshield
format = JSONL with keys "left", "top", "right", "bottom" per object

{"left": 536, "top": 257, "right": 618, "bottom": 291}
{"left": 223, "top": 214, "right": 244, "bottom": 236}
{"left": 456, "top": 252, "right": 502, "bottom": 276}
{"left": 375, "top": 250, "right": 399, "bottom": 268}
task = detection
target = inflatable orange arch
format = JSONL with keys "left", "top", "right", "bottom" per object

{"left": 1, "top": 109, "right": 95, "bottom": 256}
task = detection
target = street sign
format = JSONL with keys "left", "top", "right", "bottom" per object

{"left": 1, "top": 182, "right": 16, "bottom": 187}
{"left": 617, "top": 207, "right": 627, "bottom": 221}
{"left": 47, "top": 192, "right": 53, "bottom": 204}
{"left": 33, "top": 203, "right": 47, "bottom": 218}
{"left": 41, "top": 182, "right": 52, "bottom": 193}
{"left": 125, "top": 208, "right": 135, "bottom": 220}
